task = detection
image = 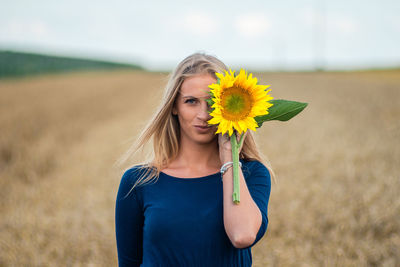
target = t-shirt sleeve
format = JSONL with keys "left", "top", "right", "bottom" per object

{"left": 115, "top": 168, "right": 144, "bottom": 267}
{"left": 242, "top": 160, "right": 272, "bottom": 249}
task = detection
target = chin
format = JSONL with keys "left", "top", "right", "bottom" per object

{"left": 196, "top": 134, "right": 218, "bottom": 144}
{"left": 181, "top": 128, "right": 217, "bottom": 145}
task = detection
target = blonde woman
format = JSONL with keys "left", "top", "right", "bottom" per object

{"left": 115, "top": 53, "right": 273, "bottom": 266}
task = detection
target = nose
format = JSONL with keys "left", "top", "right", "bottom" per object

{"left": 197, "top": 101, "right": 212, "bottom": 121}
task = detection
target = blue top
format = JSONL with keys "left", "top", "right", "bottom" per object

{"left": 115, "top": 159, "right": 271, "bottom": 267}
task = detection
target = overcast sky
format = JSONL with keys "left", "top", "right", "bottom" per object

{"left": 1, "top": 0, "right": 399, "bottom": 71}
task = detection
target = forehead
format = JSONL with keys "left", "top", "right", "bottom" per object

{"left": 179, "top": 74, "right": 216, "bottom": 98}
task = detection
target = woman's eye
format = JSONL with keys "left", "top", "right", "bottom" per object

{"left": 185, "top": 99, "right": 196, "bottom": 104}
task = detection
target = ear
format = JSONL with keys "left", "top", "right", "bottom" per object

{"left": 172, "top": 105, "right": 177, "bottom": 116}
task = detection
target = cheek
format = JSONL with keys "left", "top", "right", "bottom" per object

{"left": 177, "top": 106, "right": 196, "bottom": 124}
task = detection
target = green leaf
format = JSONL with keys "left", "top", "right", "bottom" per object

{"left": 255, "top": 99, "right": 308, "bottom": 127}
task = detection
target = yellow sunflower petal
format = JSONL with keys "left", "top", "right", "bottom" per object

{"left": 233, "top": 121, "right": 242, "bottom": 134}
{"left": 215, "top": 72, "right": 225, "bottom": 80}
{"left": 208, "top": 117, "right": 221, "bottom": 125}
{"left": 208, "top": 84, "right": 220, "bottom": 90}
{"left": 217, "top": 120, "right": 228, "bottom": 135}
{"left": 246, "top": 117, "right": 259, "bottom": 131}
{"left": 228, "top": 125, "right": 233, "bottom": 136}
{"left": 238, "top": 120, "right": 248, "bottom": 132}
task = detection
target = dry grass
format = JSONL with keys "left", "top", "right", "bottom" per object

{"left": 0, "top": 69, "right": 399, "bottom": 266}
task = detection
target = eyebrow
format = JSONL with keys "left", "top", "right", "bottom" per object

{"left": 181, "top": 95, "right": 211, "bottom": 99}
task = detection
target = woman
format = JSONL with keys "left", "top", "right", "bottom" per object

{"left": 115, "top": 53, "right": 273, "bottom": 266}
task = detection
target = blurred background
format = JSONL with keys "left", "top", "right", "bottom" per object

{"left": 1, "top": 0, "right": 399, "bottom": 266}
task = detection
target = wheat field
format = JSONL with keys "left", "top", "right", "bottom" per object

{"left": 0, "top": 69, "right": 399, "bottom": 266}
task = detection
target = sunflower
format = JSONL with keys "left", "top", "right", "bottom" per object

{"left": 207, "top": 69, "right": 274, "bottom": 136}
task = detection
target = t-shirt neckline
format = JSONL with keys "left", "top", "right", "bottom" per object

{"left": 159, "top": 159, "right": 245, "bottom": 181}
{"left": 160, "top": 171, "right": 221, "bottom": 180}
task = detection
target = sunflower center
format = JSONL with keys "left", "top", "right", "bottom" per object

{"left": 221, "top": 86, "right": 253, "bottom": 121}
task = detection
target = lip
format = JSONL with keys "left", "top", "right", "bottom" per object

{"left": 194, "top": 125, "right": 212, "bottom": 133}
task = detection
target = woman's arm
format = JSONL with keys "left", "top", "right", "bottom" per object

{"left": 219, "top": 135, "right": 271, "bottom": 249}
{"left": 115, "top": 169, "right": 144, "bottom": 266}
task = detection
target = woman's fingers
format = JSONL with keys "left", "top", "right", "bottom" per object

{"left": 218, "top": 131, "right": 248, "bottom": 153}
{"left": 218, "top": 133, "right": 231, "bottom": 148}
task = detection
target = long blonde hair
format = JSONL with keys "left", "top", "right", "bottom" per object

{"left": 115, "top": 52, "right": 275, "bottom": 190}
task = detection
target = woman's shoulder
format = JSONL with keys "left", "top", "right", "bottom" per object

{"left": 117, "top": 164, "right": 155, "bottom": 199}
{"left": 241, "top": 158, "right": 266, "bottom": 167}
{"left": 119, "top": 164, "right": 153, "bottom": 186}
{"left": 123, "top": 164, "right": 149, "bottom": 175}
{"left": 240, "top": 159, "right": 271, "bottom": 179}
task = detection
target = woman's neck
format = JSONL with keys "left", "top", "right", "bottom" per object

{"left": 170, "top": 137, "right": 221, "bottom": 171}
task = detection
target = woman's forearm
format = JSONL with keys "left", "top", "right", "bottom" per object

{"left": 221, "top": 158, "right": 262, "bottom": 248}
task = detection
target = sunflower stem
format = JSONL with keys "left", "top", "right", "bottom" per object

{"left": 238, "top": 132, "right": 245, "bottom": 148}
{"left": 231, "top": 131, "right": 240, "bottom": 204}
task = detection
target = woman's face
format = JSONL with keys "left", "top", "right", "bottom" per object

{"left": 172, "top": 73, "right": 218, "bottom": 146}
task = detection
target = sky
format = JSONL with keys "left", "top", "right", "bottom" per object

{"left": 1, "top": 0, "right": 399, "bottom": 71}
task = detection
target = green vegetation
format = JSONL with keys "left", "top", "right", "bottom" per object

{"left": 0, "top": 50, "right": 144, "bottom": 78}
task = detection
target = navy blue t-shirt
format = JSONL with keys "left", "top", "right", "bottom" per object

{"left": 115, "top": 159, "right": 271, "bottom": 267}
